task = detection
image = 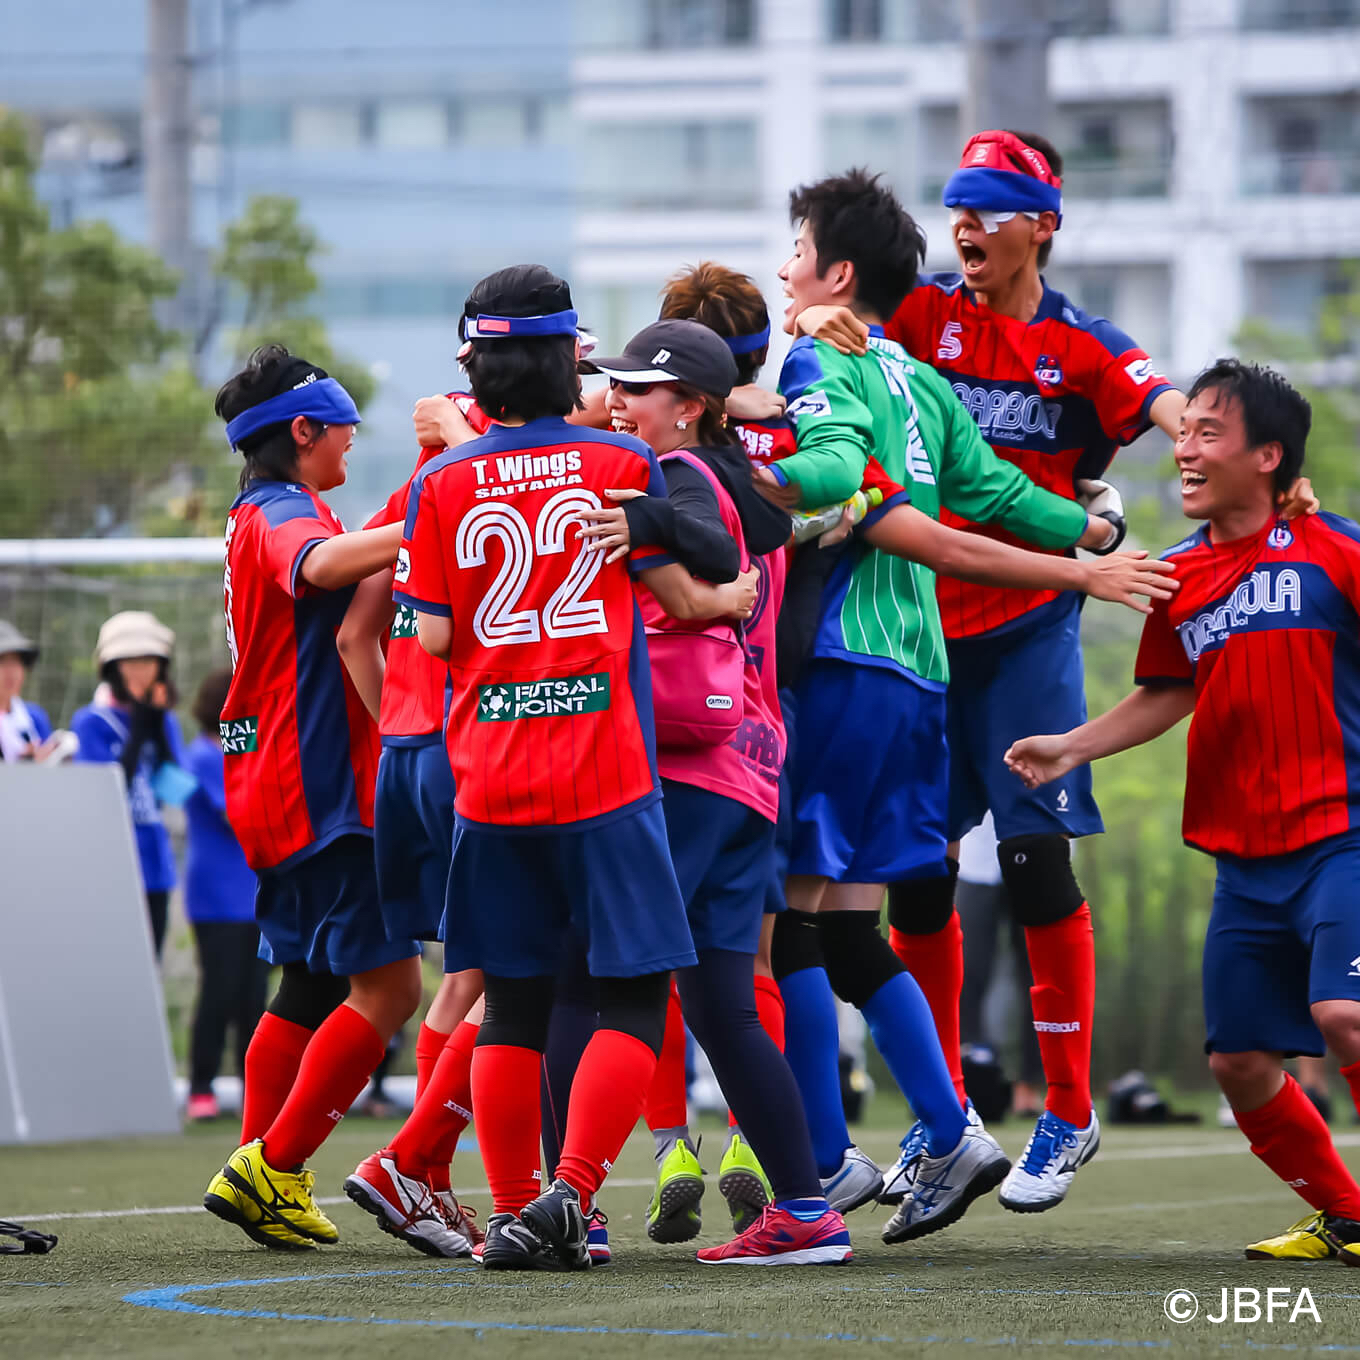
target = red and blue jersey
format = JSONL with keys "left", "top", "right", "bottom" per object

{"left": 887, "top": 274, "right": 1173, "bottom": 639}
{"left": 365, "top": 397, "right": 495, "bottom": 745}
{"left": 221, "top": 480, "right": 380, "bottom": 872}
{"left": 396, "top": 417, "right": 671, "bottom": 829}
{"left": 1134, "top": 512, "right": 1360, "bottom": 859}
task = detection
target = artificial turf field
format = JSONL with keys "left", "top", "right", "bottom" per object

{"left": 5, "top": 1112, "right": 1360, "bottom": 1358}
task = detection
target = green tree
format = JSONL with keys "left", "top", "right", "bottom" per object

{"left": 0, "top": 109, "right": 217, "bottom": 538}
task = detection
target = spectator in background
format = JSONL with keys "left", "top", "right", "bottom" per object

{"left": 0, "top": 620, "right": 54, "bottom": 762}
{"left": 183, "top": 668, "right": 268, "bottom": 1123}
{"left": 957, "top": 815, "right": 1043, "bottom": 1119}
{"left": 71, "top": 611, "right": 190, "bottom": 959}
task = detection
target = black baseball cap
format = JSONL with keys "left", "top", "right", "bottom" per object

{"left": 587, "top": 319, "right": 739, "bottom": 398}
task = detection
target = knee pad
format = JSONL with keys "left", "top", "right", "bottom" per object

{"left": 997, "top": 834, "right": 1084, "bottom": 927}
{"left": 267, "top": 963, "right": 350, "bottom": 1030}
{"left": 595, "top": 972, "right": 670, "bottom": 1056}
{"left": 819, "top": 911, "right": 904, "bottom": 1010}
{"left": 771, "top": 909, "right": 825, "bottom": 981}
{"left": 478, "top": 974, "right": 554, "bottom": 1052}
{"left": 887, "top": 858, "right": 960, "bottom": 936}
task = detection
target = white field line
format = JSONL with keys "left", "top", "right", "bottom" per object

{"left": 19, "top": 1132, "right": 1360, "bottom": 1226}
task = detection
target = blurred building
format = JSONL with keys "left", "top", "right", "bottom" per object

{"left": 573, "top": 0, "right": 1360, "bottom": 383}
{"left": 5, "top": 0, "right": 1357, "bottom": 519}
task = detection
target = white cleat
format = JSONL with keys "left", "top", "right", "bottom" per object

{"left": 998, "top": 1110, "right": 1100, "bottom": 1213}
{"left": 881, "top": 1113, "right": 1010, "bottom": 1243}
{"left": 344, "top": 1151, "right": 474, "bottom": 1257}
{"left": 880, "top": 1101, "right": 986, "bottom": 1205}
{"left": 819, "top": 1145, "right": 883, "bottom": 1214}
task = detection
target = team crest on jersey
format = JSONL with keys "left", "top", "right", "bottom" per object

{"left": 477, "top": 673, "right": 611, "bottom": 722}
{"left": 220, "top": 716, "right": 259, "bottom": 755}
{"left": 1268, "top": 522, "right": 1294, "bottom": 551}
{"left": 1034, "top": 354, "right": 1063, "bottom": 386}
{"left": 394, "top": 547, "right": 412, "bottom": 584}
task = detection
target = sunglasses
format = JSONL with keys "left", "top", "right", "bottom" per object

{"left": 608, "top": 378, "right": 659, "bottom": 396}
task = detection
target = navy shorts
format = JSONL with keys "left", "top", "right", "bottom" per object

{"left": 946, "top": 597, "right": 1103, "bottom": 844}
{"left": 661, "top": 778, "right": 775, "bottom": 957}
{"left": 444, "top": 795, "right": 696, "bottom": 979}
{"left": 375, "top": 740, "right": 454, "bottom": 942}
{"left": 1204, "top": 830, "right": 1360, "bottom": 1056}
{"left": 788, "top": 658, "right": 949, "bottom": 883}
{"left": 256, "top": 834, "right": 419, "bottom": 977}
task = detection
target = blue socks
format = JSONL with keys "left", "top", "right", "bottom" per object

{"left": 861, "top": 973, "right": 966, "bottom": 1155}
{"left": 778, "top": 965, "right": 851, "bottom": 1178}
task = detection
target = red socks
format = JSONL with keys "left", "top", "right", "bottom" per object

{"left": 415, "top": 1022, "right": 452, "bottom": 1100}
{"left": 1025, "top": 903, "right": 1095, "bottom": 1127}
{"left": 390, "top": 1021, "right": 478, "bottom": 1192}
{"left": 1235, "top": 1074, "right": 1360, "bottom": 1219}
{"left": 644, "top": 985, "right": 687, "bottom": 1132}
{"left": 557, "top": 1029, "right": 658, "bottom": 1203}
{"left": 1341, "top": 1059, "right": 1360, "bottom": 1122}
{"left": 471, "top": 1044, "right": 543, "bottom": 1214}
{"left": 240, "top": 1013, "right": 312, "bottom": 1145}
{"left": 890, "top": 911, "right": 966, "bottom": 1107}
{"left": 261, "top": 1004, "right": 386, "bottom": 1170}
{"left": 753, "top": 972, "right": 787, "bottom": 1051}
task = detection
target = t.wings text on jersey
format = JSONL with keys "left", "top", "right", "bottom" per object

{"left": 1178, "top": 566, "right": 1303, "bottom": 664}
{"left": 457, "top": 490, "right": 608, "bottom": 648}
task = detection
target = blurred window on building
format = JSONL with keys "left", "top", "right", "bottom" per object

{"left": 582, "top": 119, "right": 758, "bottom": 209}
{"left": 1247, "top": 258, "right": 1355, "bottom": 342}
{"left": 1044, "top": 263, "right": 1173, "bottom": 361}
{"left": 826, "top": 0, "right": 959, "bottom": 40}
{"left": 1242, "top": 95, "right": 1359, "bottom": 195}
{"left": 1240, "top": 0, "right": 1360, "bottom": 29}
{"left": 824, "top": 113, "right": 909, "bottom": 194}
{"left": 223, "top": 104, "right": 290, "bottom": 147}
{"left": 375, "top": 100, "right": 449, "bottom": 149}
{"left": 1050, "top": 0, "right": 1170, "bottom": 35}
{"left": 579, "top": 0, "right": 755, "bottom": 48}
{"left": 317, "top": 277, "right": 471, "bottom": 320}
{"left": 574, "top": 282, "right": 667, "bottom": 351}
{"left": 460, "top": 97, "right": 532, "bottom": 147}
{"left": 1055, "top": 100, "right": 1172, "bottom": 198}
{"left": 917, "top": 102, "right": 962, "bottom": 201}
{"left": 293, "top": 103, "right": 362, "bottom": 150}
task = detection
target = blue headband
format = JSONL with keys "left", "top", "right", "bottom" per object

{"left": 942, "top": 168, "right": 1063, "bottom": 227}
{"left": 723, "top": 323, "right": 771, "bottom": 356}
{"left": 462, "top": 308, "right": 579, "bottom": 340}
{"left": 224, "top": 377, "right": 361, "bottom": 451}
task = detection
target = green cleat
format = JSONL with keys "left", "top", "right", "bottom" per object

{"left": 646, "top": 1138, "right": 705, "bottom": 1244}
{"left": 718, "top": 1133, "right": 772, "bottom": 1235}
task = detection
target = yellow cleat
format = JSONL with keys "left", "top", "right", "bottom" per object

{"left": 217, "top": 1140, "right": 340, "bottom": 1245}
{"left": 1245, "top": 1210, "right": 1346, "bottom": 1261}
{"left": 203, "top": 1165, "right": 314, "bottom": 1251}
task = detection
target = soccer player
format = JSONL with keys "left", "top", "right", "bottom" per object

{"left": 338, "top": 399, "right": 495, "bottom": 1258}
{"left": 397, "top": 265, "right": 750, "bottom": 1272}
{"left": 1005, "top": 359, "right": 1360, "bottom": 1264}
{"left": 580, "top": 318, "right": 850, "bottom": 1265}
{"left": 203, "top": 346, "right": 422, "bottom": 1251}
{"left": 758, "top": 169, "right": 1138, "bottom": 1242}
{"left": 798, "top": 131, "right": 1306, "bottom": 1214}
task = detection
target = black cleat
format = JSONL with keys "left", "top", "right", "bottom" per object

{"left": 480, "top": 1212, "right": 557, "bottom": 1271}
{"left": 521, "top": 1178, "right": 591, "bottom": 1270}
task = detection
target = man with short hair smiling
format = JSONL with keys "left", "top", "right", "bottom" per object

{"left": 1006, "top": 359, "right": 1360, "bottom": 1265}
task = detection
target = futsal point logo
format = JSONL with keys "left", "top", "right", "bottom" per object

{"left": 479, "top": 685, "right": 513, "bottom": 719}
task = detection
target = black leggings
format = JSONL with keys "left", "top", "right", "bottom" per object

{"left": 146, "top": 891, "right": 169, "bottom": 960}
{"left": 189, "top": 920, "right": 271, "bottom": 1095}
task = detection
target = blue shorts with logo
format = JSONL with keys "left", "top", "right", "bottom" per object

{"left": 256, "top": 833, "right": 419, "bottom": 977}
{"left": 945, "top": 596, "right": 1103, "bottom": 844}
{"left": 375, "top": 738, "right": 454, "bottom": 943}
{"left": 1204, "top": 830, "right": 1360, "bottom": 1056}
{"left": 788, "top": 658, "right": 949, "bottom": 883}
{"left": 444, "top": 793, "right": 697, "bottom": 979}
{"left": 661, "top": 778, "right": 774, "bottom": 957}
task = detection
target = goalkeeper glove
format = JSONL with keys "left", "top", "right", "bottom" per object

{"left": 1076, "top": 478, "right": 1126, "bottom": 555}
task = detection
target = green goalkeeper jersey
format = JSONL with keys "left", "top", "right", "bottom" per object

{"left": 774, "top": 328, "right": 1087, "bottom": 687}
